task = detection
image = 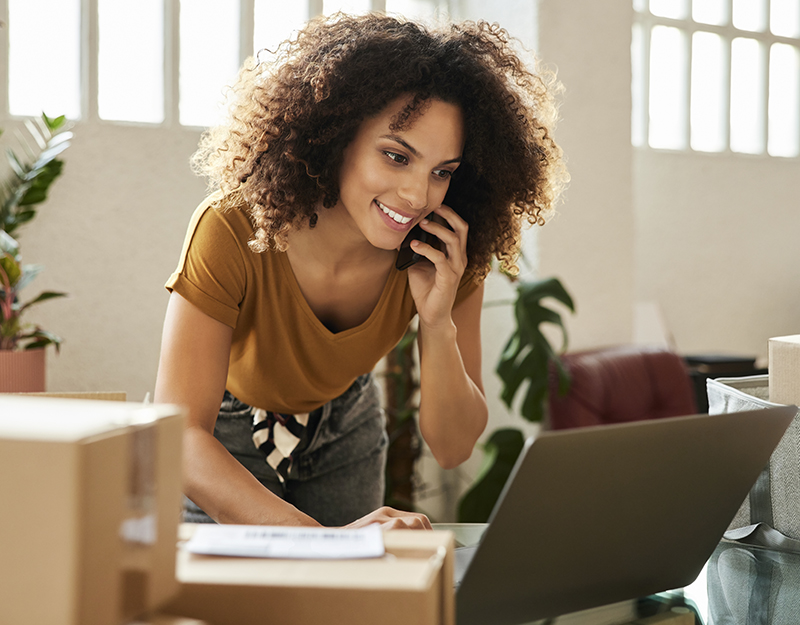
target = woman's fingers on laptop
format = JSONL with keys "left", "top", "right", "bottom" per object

{"left": 345, "top": 506, "right": 432, "bottom": 530}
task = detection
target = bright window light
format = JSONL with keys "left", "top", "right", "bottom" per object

{"left": 733, "top": 0, "right": 767, "bottom": 32}
{"left": 649, "top": 26, "right": 688, "bottom": 150}
{"left": 730, "top": 37, "right": 766, "bottom": 154}
{"left": 631, "top": 23, "right": 646, "bottom": 147}
{"left": 323, "top": 0, "right": 371, "bottom": 15}
{"left": 693, "top": 0, "right": 728, "bottom": 26}
{"left": 771, "top": 0, "right": 800, "bottom": 38}
{"left": 768, "top": 44, "right": 800, "bottom": 157}
{"left": 254, "top": 1, "right": 309, "bottom": 55}
{"left": 179, "top": 0, "right": 241, "bottom": 128}
{"left": 691, "top": 31, "right": 727, "bottom": 152}
{"left": 8, "top": 0, "right": 81, "bottom": 119}
{"left": 650, "top": 0, "right": 689, "bottom": 20}
{"left": 386, "top": 0, "right": 438, "bottom": 21}
{"left": 98, "top": 0, "right": 164, "bottom": 123}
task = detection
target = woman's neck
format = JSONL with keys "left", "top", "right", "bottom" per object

{"left": 286, "top": 204, "right": 395, "bottom": 274}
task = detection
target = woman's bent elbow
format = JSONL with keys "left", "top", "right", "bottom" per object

{"left": 430, "top": 442, "right": 475, "bottom": 470}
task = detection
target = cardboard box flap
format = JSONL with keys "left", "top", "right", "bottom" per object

{"left": 0, "top": 395, "right": 182, "bottom": 441}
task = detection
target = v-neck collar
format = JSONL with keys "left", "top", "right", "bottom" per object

{"left": 275, "top": 251, "right": 402, "bottom": 340}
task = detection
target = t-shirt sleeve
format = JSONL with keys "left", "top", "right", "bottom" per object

{"left": 165, "top": 203, "right": 248, "bottom": 329}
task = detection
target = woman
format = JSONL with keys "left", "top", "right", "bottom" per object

{"left": 155, "top": 13, "right": 567, "bottom": 529}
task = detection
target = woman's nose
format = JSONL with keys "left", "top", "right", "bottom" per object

{"left": 397, "top": 173, "right": 429, "bottom": 211}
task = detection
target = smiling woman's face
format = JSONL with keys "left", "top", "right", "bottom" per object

{"left": 335, "top": 96, "right": 465, "bottom": 251}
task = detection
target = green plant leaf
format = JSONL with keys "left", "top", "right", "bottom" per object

{"left": 0, "top": 230, "right": 20, "bottom": 257}
{"left": 517, "top": 277, "right": 576, "bottom": 312}
{"left": 20, "top": 327, "right": 62, "bottom": 352}
{"left": 30, "top": 143, "right": 70, "bottom": 171}
{"left": 6, "top": 149, "right": 26, "bottom": 180}
{"left": 1, "top": 113, "right": 71, "bottom": 238}
{"left": 498, "top": 347, "right": 538, "bottom": 408}
{"left": 457, "top": 428, "right": 525, "bottom": 523}
{"left": 15, "top": 263, "right": 43, "bottom": 291}
{"left": 0, "top": 254, "right": 22, "bottom": 287}
{"left": 12, "top": 209, "right": 35, "bottom": 227}
{"left": 495, "top": 276, "right": 575, "bottom": 423}
{"left": 19, "top": 290, "right": 67, "bottom": 312}
{"left": 42, "top": 113, "right": 67, "bottom": 132}
{"left": 23, "top": 119, "right": 47, "bottom": 150}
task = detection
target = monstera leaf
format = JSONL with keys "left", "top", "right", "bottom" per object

{"left": 496, "top": 277, "right": 575, "bottom": 423}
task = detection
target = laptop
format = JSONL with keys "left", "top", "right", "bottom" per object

{"left": 450, "top": 406, "right": 796, "bottom": 625}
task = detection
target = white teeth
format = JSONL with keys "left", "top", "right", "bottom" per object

{"left": 376, "top": 200, "right": 411, "bottom": 225}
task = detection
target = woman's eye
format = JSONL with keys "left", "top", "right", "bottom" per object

{"left": 433, "top": 169, "right": 453, "bottom": 179}
{"left": 384, "top": 151, "right": 408, "bottom": 165}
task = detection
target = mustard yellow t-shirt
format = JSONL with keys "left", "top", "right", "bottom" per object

{"left": 166, "top": 196, "right": 480, "bottom": 414}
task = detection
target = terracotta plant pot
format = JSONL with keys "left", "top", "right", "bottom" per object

{"left": 0, "top": 348, "right": 46, "bottom": 393}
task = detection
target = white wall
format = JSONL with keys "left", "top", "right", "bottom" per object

{"left": 10, "top": 122, "right": 207, "bottom": 401}
{"left": 536, "top": 0, "right": 635, "bottom": 350}
{"left": 634, "top": 151, "right": 800, "bottom": 360}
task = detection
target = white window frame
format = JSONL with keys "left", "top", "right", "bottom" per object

{"left": 633, "top": 0, "right": 800, "bottom": 157}
{"left": 1, "top": 0, "right": 452, "bottom": 128}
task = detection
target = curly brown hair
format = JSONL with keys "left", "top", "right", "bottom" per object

{"left": 192, "top": 12, "right": 568, "bottom": 278}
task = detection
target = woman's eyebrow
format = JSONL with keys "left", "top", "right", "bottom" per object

{"left": 381, "top": 134, "right": 462, "bottom": 165}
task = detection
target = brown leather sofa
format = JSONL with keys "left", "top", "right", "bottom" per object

{"left": 547, "top": 345, "right": 697, "bottom": 430}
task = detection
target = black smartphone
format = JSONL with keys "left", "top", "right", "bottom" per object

{"left": 395, "top": 212, "right": 451, "bottom": 270}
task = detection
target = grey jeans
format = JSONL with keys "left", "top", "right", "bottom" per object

{"left": 183, "top": 373, "right": 388, "bottom": 527}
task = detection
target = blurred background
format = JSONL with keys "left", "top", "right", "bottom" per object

{"left": 2, "top": 0, "right": 798, "bottom": 519}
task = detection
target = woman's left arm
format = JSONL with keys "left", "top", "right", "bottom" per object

{"left": 417, "top": 282, "right": 488, "bottom": 468}
{"left": 408, "top": 202, "right": 488, "bottom": 469}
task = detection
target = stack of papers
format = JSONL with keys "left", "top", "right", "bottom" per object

{"left": 184, "top": 524, "right": 385, "bottom": 560}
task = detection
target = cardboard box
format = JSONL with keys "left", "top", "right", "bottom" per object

{"left": 163, "top": 525, "right": 455, "bottom": 625}
{"left": 0, "top": 395, "right": 185, "bottom": 625}
{"left": 769, "top": 335, "right": 800, "bottom": 405}
{"left": 17, "top": 391, "right": 128, "bottom": 401}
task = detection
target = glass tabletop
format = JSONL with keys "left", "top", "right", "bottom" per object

{"left": 648, "top": 539, "right": 800, "bottom": 625}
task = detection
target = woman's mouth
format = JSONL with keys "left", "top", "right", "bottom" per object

{"left": 375, "top": 199, "right": 412, "bottom": 226}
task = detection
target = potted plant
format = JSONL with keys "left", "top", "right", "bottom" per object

{"left": 0, "top": 231, "right": 66, "bottom": 390}
{"left": 457, "top": 276, "right": 575, "bottom": 522}
{"left": 0, "top": 113, "right": 71, "bottom": 391}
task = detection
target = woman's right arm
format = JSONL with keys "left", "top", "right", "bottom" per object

{"left": 155, "top": 291, "right": 431, "bottom": 529}
{"left": 154, "top": 291, "right": 321, "bottom": 526}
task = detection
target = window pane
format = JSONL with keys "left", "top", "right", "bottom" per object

{"left": 771, "top": 0, "right": 800, "bottom": 38}
{"left": 733, "top": 0, "right": 767, "bottom": 32}
{"left": 691, "top": 32, "right": 727, "bottom": 152}
{"left": 323, "top": 0, "right": 371, "bottom": 15}
{"left": 730, "top": 38, "right": 766, "bottom": 154}
{"left": 8, "top": 0, "right": 81, "bottom": 119}
{"left": 650, "top": 0, "right": 689, "bottom": 20}
{"left": 386, "top": 0, "right": 438, "bottom": 21}
{"left": 180, "top": 0, "right": 241, "bottom": 128}
{"left": 649, "top": 26, "right": 688, "bottom": 149}
{"left": 768, "top": 44, "right": 800, "bottom": 157}
{"left": 693, "top": 0, "right": 728, "bottom": 26}
{"left": 98, "top": 0, "right": 164, "bottom": 123}
{"left": 631, "top": 23, "right": 646, "bottom": 147}
{"left": 254, "top": 1, "right": 309, "bottom": 54}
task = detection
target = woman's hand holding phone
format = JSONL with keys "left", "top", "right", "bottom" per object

{"left": 403, "top": 204, "right": 469, "bottom": 332}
